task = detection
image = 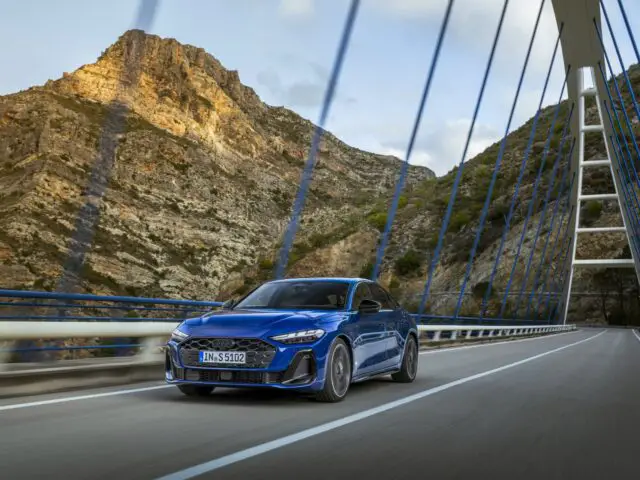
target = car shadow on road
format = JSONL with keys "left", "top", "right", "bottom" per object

{"left": 165, "top": 374, "right": 441, "bottom": 408}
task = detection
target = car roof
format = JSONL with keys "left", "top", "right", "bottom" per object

{"left": 267, "top": 277, "right": 373, "bottom": 285}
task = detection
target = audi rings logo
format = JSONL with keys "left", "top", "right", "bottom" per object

{"left": 210, "top": 338, "right": 234, "bottom": 349}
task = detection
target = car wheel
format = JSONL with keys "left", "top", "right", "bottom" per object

{"left": 177, "top": 385, "right": 215, "bottom": 397}
{"left": 391, "top": 335, "right": 418, "bottom": 383}
{"left": 315, "top": 338, "right": 352, "bottom": 403}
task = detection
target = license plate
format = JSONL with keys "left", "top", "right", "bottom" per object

{"left": 199, "top": 351, "right": 246, "bottom": 364}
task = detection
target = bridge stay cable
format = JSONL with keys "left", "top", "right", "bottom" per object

{"left": 498, "top": 71, "right": 573, "bottom": 318}
{"left": 416, "top": 0, "right": 511, "bottom": 321}
{"left": 13, "top": 0, "right": 162, "bottom": 363}
{"left": 273, "top": 0, "right": 360, "bottom": 280}
{"left": 533, "top": 172, "right": 576, "bottom": 318}
{"left": 601, "top": 1, "right": 640, "bottom": 148}
{"left": 370, "top": 0, "right": 455, "bottom": 281}
{"left": 546, "top": 219, "right": 574, "bottom": 322}
{"left": 601, "top": 101, "right": 640, "bottom": 255}
{"left": 512, "top": 115, "right": 576, "bottom": 317}
{"left": 479, "top": 24, "right": 565, "bottom": 319}
{"left": 603, "top": 100, "right": 640, "bottom": 237}
{"left": 607, "top": 130, "right": 640, "bottom": 260}
{"left": 595, "top": 21, "right": 640, "bottom": 256}
{"left": 524, "top": 138, "right": 576, "bottom": 319}
{"left": 595, "top": 20, "right": 640, "bottom": 182}
{"left": 615, "top": 0, "right": 640, "bottom": 67}
{"left": 452, "top": 0, "right": 547, "bottom": 320}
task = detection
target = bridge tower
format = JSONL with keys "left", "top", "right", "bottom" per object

{"left": 552, "top": 0, "right": 640, "bottom": 324}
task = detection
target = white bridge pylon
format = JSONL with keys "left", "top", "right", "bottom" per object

{"left": 552, "top": 0, "right": 640, "bottom": 324}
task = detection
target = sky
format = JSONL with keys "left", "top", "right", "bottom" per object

{"left": 1, "top": 0, "right": 639, "bottom": 176}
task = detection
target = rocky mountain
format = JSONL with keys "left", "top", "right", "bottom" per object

{"left": 0, "top": 30, "right": 433, "bottom": 301}
{"left": 1, "top": 29, "right": 638, "bottom": 325}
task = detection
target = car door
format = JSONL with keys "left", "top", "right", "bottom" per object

{"left": 350, "top": 282, "right": 388, "bottom": 378}
{"left": 368, "top": 283, "right": 403, "bottom": 369}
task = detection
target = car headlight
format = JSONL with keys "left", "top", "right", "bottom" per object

{"left": 270, "top": 329, "right": 325, "bottom": 344}
{"left": 170, "top": 327, "right": 189, "bottom": 343}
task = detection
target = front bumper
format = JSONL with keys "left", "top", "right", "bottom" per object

{"left": 164, "top": 337, "right": 325, "bottom": 391}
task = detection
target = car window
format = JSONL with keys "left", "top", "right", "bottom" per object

{"left": 234, "top": 281, "right": 349, "bottom": 310}
{"left": 351, "top": 283, "right": 373, "bottom": 310}
{"left": 369, "top": 283, "right": 394, "bottom": 310}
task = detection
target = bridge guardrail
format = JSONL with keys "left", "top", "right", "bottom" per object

{"left": 0, "top": 321, "right": 576, "bottom": 342}
{"left": 417, "top": 324, "right": 576, "bottom": 341}
{"left": 0, "top": 320, "right": 576, "bottom": 397}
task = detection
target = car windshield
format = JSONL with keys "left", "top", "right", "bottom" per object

{"left": 234, "top": 281, "right": 350, "bottom": 310}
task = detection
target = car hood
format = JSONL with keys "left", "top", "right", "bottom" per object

{"left": 181, "top": 309, "right": 345, "bottom": 338}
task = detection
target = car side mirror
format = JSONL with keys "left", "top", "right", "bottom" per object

{"left": 358, "top": 299, "right": 381, "bottom": 314}
{"left": 221, "top": 299, "right": 236, "bottom": 310}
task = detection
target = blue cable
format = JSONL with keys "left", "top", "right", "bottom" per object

{"left": 480, "top": 24, "right": 565, "bottom": 318}
{"left": 594, "top": 21, "right": 640, "bottom": 185}
{"left": 274, "top": 0, "right": 360, "bottom": 279}
{"left": 512, "top": 112, "right": 575, "bottom": 318}
{"left": 416, "top": 0, "right": 510, "bottom": 319}
{"left": 603, "top": 99, "right": 640, "bottom": 236}
{"left": 498, "top": 76, "right": 573, "bottom": 318}
{"left": 605, "top": 112, "right": 640, "bottom": 256}
{"left": 56, "top": 0, "right": 161, "bottom": 296}
{"left": 525, "top": 138, "right": 575, "bottom": 318}
{"left": 453, "top": 0, "right": 547, "bottom": 318}
{"left": 548, "top": 231, "right": 574, "bottom": 323}
{"left": 533, "top": 172, "right": 576, "bottom": 318}
{"left": 599, "top": 65, "right": 640, "bottom": 222}
{"left": 601, "top": 2, "right": 640, "bottom": 143}
{"left": 609, "top": 139, "right": 640, "bottom": 260}
{"left": 371, "top": 0, "right": 455, "bottom": 280}
{"left": 544, "top": 209, "right": 574, "bottom": 320}
{"left": 616, "top": 0, "right": 640, "bottom": 65}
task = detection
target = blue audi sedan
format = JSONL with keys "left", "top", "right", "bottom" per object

{"left": 165, "top": 277, "right": 419, "bottom": 402}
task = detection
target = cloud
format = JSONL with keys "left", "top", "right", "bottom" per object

{"left": 372, "top": 0, "right": 560, "bottom": 74}
{"left": 257, "top": 60, "right": 356, "bottom": 108}
{"left": 345, "top": 117, "right": 501, "bottom": 176}
{"left": 412, "top": 119, "right": 501, "bottom": 175}
{"left": 278, "top": 0, "right": 314, "bottom": 18}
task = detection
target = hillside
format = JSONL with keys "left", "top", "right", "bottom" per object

{"left": 0, "top": 29, "right": 638, "bottom": 324}
{"left": 0, "top": 30, "right": 433, "bottom": 300}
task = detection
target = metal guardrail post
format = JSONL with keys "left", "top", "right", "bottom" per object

{"left": 0, "top": 341, "right": 14, "bottom": 372}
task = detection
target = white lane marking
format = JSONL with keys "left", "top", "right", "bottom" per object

{"left": 0, "top": 385, "right": 171, "bottom": 412}
{"left": 632, "top": 329, "right": 640, "bottom": 343}
{"left": 419, "top": 330, "right": 577, "bottom": 355}
{"left": 155, "top": 330, "right": 605, "bottom": 480}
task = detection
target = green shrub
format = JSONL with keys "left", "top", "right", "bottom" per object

{"left": 584, "top": 200, "right": 602, "bottom": 219}
{"left": 258, "top": 257, "right": 274, "bottom": 270}
{"left": 450, "top": 211, "right": 471, "bottom": 232}
{"left": 394, "top": 249, "right": 422, "bottom": 275}
{"left": 367, "top": 212, "right": 388, "bottom": 231}
{"left": 359, "top": 261, "right": 374, "bottom": 278}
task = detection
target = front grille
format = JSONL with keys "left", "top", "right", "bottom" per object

{"left": 179, "top": 337, "right": 276, "bottom": 368}
{"left": 182, "top": 368, "right": 284, "bottom": 384}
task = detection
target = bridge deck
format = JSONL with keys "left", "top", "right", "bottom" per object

{"left": 0, "top": 328, "right": 638, "bottom": 479}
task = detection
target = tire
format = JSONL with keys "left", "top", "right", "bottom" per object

{"left": 177, "top": 384, "right": 215, "bottom": 397}
{"left": 391, "top": 335, "right": 418, "bottom": 383}
{"left": 315, "top": 338, "right": 352, "bottom": 403}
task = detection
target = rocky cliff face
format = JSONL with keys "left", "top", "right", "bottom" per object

{"left": 0, "top": 30, "right": 433, "bottom": 300}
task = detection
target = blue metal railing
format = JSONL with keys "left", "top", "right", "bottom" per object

{"left": 0, "top": 290, "right": 222, "bottom": 358}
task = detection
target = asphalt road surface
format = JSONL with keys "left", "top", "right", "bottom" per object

{"left": 1, "top": 328, "right": 639, "bottom": 479}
